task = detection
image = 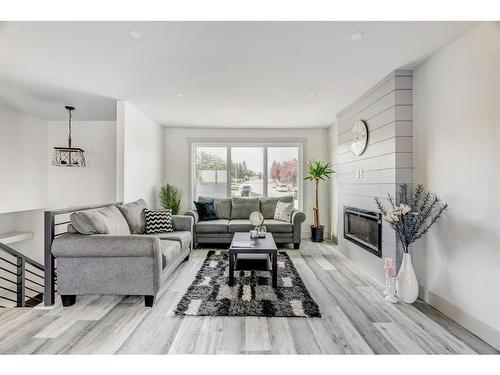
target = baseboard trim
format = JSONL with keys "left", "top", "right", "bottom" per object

{"left": 419, "top": 284, "right": 500, "bottom": 351}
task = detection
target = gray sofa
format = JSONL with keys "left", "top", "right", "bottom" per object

{"left": 51, "top": 199, "right": 193, "bottom": 307}
{"left": 185, "top": 196, "right": 306, "bottom": 249}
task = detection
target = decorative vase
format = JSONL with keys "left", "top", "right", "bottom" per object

{"left": 396, "top": 253, "right": 419, "bottom": 304}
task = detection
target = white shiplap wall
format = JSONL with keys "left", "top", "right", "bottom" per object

{"left": 336, "top": 70, "right": 413, "bottom": 283}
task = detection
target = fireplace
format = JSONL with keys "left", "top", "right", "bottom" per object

{"left": 343, "top": 207, "right": 382, "bottom": 257}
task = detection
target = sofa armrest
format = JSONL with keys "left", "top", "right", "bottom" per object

{"left": 52, "top": 233, "right": 162, "bottom": 258}
{"left": 291, "top": 210, "right": 306, "bottom": 225}
{"left": 184, "top": 210, "right": 199, "bottom": 224}
{"left": 171, "top": 215, "right": 194, "bottom": 232}
{"left": 291, "top": 210, "right": 306, "bottom": 244}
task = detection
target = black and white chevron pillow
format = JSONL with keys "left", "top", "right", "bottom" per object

{"left": 144, "top": 209, "right": 174, "bottom": 234}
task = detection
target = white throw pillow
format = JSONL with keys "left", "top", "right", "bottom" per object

{"left": 273, "top": 201, "right": 294, "bottom": 222}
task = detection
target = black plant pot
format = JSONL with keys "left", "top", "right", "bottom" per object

{"left": 310, "top": 225, "right": 324, "bottom": 242}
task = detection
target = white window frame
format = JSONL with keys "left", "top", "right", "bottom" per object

{"left": 189, "top": 139, "right": 305, "bottom": 211}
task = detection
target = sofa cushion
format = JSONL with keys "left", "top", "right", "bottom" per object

{"left": 231, "top": 197, "right": 259, "bottom": 219}
{"left": 160, "top": 240, "right": 182, "bottom": 269}
{"left": 144, "top": 209, "right": 174, "bottom": 234}
{"left": 199, "top": 197, "right": 231, "bottom": 219}
{"left": 116, "top": 199, "right": 148, "bottom": 234}
{"left": 262, "top": 219, "right": 293, "bottom": 233}
{"left": 274, "top": 201, "right": 294, "bottom": 222}
{"left": 70, "top": 206, "right": 131, "bottom": 235}
{"left": 196, "top": 219, "right": 229, "bottom": 234}
{"left": 153, "top": 231, "right": 192, "bottom": 251}
{"left": 228, "top": 219, "right": 253, "bottom": 233}
{"left": 193, "top": 200, "right": 219, "bottom": 221}
{"left": 67, "top": 224, "right": 79, "bottom": 234}
{"left": 260, "top": 196, "right": 294, "bottom": 219}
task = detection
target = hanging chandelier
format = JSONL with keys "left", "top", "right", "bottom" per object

{"left": 51, "top": 106, "right": 86, "bottom": 167}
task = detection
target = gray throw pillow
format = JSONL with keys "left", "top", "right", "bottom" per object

{"left": 260, "top": 196, "right": 294, "bottom": 219}
{"left": 231, "top": 197, "right": 260, "bottom": 219}
{"left": 116, "top": 199, "right": 148, "bottom": 234}
{"left": 274, "top": 201, "right": 294, "bottom": 222}
{"left": 70, "top": 206, "right": 131, "bottom": 235}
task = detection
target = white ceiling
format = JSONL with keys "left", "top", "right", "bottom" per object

{"left": 0, "top": 21, "right": 477, "bottom": 127}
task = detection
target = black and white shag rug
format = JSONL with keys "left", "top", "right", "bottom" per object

{"left": 174, "top": 250, "right": 321, "bottom": 317}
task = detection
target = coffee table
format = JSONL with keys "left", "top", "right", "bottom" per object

{"left": 229, "top": 232, "right": 278, "bottom": 288}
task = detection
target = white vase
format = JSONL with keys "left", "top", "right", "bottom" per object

{"left": 396, "top": 253, "right": 419, "bottom": 304}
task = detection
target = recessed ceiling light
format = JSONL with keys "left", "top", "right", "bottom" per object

{"left": 128, "top": 29, "right": 144, "bottom": 41}
{"left": 176, "top": 92, "right": 184, "bottom": 97}
{"left": 349, "top": 31, "right": 365, "bottom": 41}
{"left": 307, "top": 93, "right": 316, "bottom": 98}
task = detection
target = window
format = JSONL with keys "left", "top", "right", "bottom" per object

{"left": 192, "top": 143, "right": 302, "bottom": 209}
{"left": 194, "top": 147, "right": 227, "bottom": 199}
{"left": 267, "top": 147, "right": 299, "bottom": 208}
{"left": 231, "top": 147, "right": 263, "bottom": 198}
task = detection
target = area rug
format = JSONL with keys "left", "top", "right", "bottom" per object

{"left": 174, "top": 250, "right": 321, "bottom": 317}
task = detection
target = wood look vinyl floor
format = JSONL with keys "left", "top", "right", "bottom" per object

{"left": 0, "top": 241, "right": 497, "bottom": 355}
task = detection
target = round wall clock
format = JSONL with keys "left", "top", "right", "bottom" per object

{"left": 351, "top": 119, "right": 368, "bottom": 156}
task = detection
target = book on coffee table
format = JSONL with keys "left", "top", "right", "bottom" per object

{"left": 231, "top": 240, "right": 255, "bottom": 248}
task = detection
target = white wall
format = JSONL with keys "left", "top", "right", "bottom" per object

{"left": 413, "top": 22, "right": 500, "bottom": 349}
{"left": 0, "top": 104, "right": 46, "bottom": 268}
{"left": 0, "top": 105, "right": 48, "bottom": 305}
{"left": 163, "top": 127, "right": 330, "bottom": 234}
{"left": 1, "top": 104, "right": 117, "bottom": 271}
{"left": 0, "top": 209, "right": 44, "bottom": 264}
{"left": 47, "top": 121, "right": 116, "bottom": 209}
{"left": 116, "top": 101, "right": 163, "bottom": 207}
{"left": 0, "top": 104, "right": 48, "bottom": 213}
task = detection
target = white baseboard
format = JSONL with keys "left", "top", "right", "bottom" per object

{"left": 419, "top": 284, "right": 500, "bottom": 351}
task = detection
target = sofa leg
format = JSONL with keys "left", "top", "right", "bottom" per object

{"left": 61, "top": 295, "right": 76, "bottom": 307}
{"left": 294, "top": 243, "right": 300, "bottom": 249}
{"left": 144, "top": 295, "right": 155, "bottom": 307}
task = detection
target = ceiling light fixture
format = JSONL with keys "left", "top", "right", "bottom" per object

{"left": 176, "top": 92, "right": 184, "bottom": 97}
{"left": 128, "top": 29, "right": 144, "bottom": 40}
{"left": 51, "top": 106, "right": 86, "bottom": 167}
{"left": 307, "top": 93, "right": 316, "bottom": 98}
{"left": 349, "top": 31, "right": 365, "bottom": 41}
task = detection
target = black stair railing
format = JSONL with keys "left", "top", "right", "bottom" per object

{"left": 0, "top": 242, "right": 44, "bottom": 308}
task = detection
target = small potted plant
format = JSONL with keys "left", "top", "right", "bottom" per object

{"left": 374, "top": 184, "right": 447, "bottom": 303}
{"left": 159, "top": 184, "right": 182, "bottom": 214}
{"left": 304, "top": 160, "right": 334, "bottom": 242}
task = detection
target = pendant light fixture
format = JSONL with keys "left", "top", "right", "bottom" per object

{"left": 51, "top": 106, "right": 86, "bottom": 167}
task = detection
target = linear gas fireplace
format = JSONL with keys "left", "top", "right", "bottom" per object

{"left": 343, "top": 207, "right": 382, "bottom": 257}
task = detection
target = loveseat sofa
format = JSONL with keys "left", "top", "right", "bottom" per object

{"left": 185, "top": 196, "right": 306, "bottom": 249}
{"left": 51, "top": 199, "right": 193, "bottom": 307}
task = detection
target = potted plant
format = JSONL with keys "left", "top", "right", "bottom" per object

{"left": 304, "top": 160, "right": 334, "bottom": 242}
{"left": 159, "top": 184, "right": 182, "bottom": 214}
{"left": 374, "top": 184, "right": 447, "bottom": 303}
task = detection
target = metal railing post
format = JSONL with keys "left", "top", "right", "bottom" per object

{"left": 17, "top": 257, "right": 25, "bottom": 307}
{"left": 44, "top": 211, "right": 55, "bottom": 306}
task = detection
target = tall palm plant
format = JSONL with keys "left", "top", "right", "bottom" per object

{"left": 304, "top": 160, "right": 334, "bottom": 228}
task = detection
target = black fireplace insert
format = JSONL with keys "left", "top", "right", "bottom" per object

{"left": 343, "top": 206, "right": 382, "bottom": 257}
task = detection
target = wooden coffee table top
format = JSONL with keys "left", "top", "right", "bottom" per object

{"left": 229, "top": 232, "right": 277, "bottom": 253}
